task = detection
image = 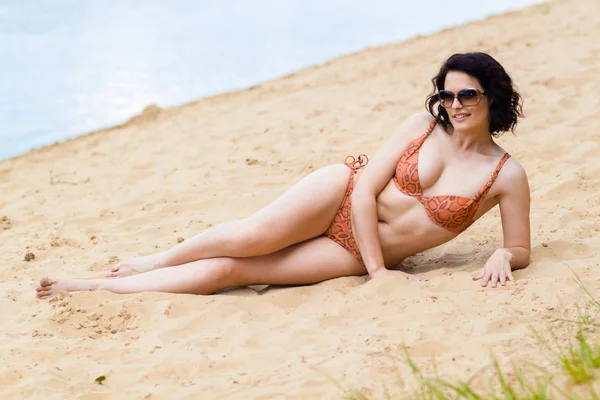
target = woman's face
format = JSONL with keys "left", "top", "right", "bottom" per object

{"left": 442, "top": 70, "right": 490, "bottom": 132}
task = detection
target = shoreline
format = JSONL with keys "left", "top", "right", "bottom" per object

{"left": 2, "top": 0, "right": 600, "bottom": 398}
{"left": 0, "top": 0, "right": 547, "bottom": 164}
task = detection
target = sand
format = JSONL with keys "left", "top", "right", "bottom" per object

{"left": 1, "top": 0, "right": 599, "bottom": 398}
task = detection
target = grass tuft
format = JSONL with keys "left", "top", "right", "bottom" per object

{"left": 340, "top": 271, "right": 600, "bottom": 399}
{"left": 557, "top": 330, "right": 600, "bottom": 384}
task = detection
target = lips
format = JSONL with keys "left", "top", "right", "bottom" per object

{"left": 453, "top": 113, "right": 471, "bottom": 121}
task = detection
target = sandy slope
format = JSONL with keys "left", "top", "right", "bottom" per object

{"left": 1, "top": 0, "right": 599, "bottom": 398}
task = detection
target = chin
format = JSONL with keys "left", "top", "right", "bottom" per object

{"left": 451, "top": 116, "right": 484, "bottom": 130}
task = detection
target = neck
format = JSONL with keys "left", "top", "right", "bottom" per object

{"left": 448, "top": 124, "right": 494, "bottom": 152}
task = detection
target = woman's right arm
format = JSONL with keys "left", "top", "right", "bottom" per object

{"left": 351, "top": 113, "right": 432, "bottom": 277}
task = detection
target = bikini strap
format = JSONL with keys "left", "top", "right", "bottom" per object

{"left": 349, "top": 119, "right": 435, "bottom": 172}
{"left": 479, "top": 153, "right": 511, "bottom": 197}
{"left": 409, "top": 119, "right": 438, "bottom": 154}
{"left": 425, "top": 119, "right": 437, "bottom": 136}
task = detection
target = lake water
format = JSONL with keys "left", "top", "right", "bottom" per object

{"left": 0, "top": 0, "right": 541, "bottom": 160}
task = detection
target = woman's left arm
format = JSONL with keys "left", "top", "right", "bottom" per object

{"left": 474, "top": 161, "right": 531, "bottom": 287}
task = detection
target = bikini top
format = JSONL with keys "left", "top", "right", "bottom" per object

{"left": 394, "top": 120, "right": 510, "bottom": 234}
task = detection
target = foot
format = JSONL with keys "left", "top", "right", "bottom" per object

{"left": 36, "top": 277, "right": 95, "bottom": 299}
{"left": 107, "top": 254, "right": 165, "bottom": 278}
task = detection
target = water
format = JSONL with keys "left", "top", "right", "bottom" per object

{"left": 0, "top": 0, "right": 541, "bottom": 160}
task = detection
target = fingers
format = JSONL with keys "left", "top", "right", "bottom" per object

{"left": 477, "top": 269, "right": 516, "bottom": 288}
{"left": 472, "top": 269, "right": 485, "bottom": 281}
{"left": 507, "top": 269, "right": 516, "bottom": 282}
{"left": 480, "top": 270, "right": 492, "bottom": 287}
{"left": 499, "top": 273, "right": 506, "bottom": 286}
{"left": 371, "top": 270, "right": 427, "bottom": 281}
{"left": 490, "top": 272, "right": 499, "bottom": 288}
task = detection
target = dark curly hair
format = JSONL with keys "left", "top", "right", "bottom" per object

{"left": 425, "top": 52, "right": 524, "bottom": 137}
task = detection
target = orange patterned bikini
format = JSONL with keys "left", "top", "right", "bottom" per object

{"left": 323, "top": 119, "right": 511, "bottom": 264}
{"left": 323, "top": 154, "right": 368, "bottom": 264}
{"left": 394, "top": 120, "right": 510, "bottom": 233}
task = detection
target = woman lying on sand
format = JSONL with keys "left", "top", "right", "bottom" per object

{"left": 37, "top": 52, "right": 530, "bottom": 299}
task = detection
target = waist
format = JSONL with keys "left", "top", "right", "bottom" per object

{"left": 376, "top": 189, "right": 458, "bottom": 262}
{"left": 377, "top": 219, "right": 456, "bottom": 266}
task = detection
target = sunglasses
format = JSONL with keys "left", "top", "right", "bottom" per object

{"left": 438, "top": 88, "right": 486, "bottom": 108}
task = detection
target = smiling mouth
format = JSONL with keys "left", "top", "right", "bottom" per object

{"left": 453, "top": 113, "right": 471, "bottom": 120}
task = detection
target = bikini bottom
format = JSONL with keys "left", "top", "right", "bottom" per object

{"left": 322, "top": 155, "right": 368, "bottom": 264}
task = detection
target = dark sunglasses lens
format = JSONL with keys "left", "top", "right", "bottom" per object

{"left": 438, "top": 91, "right": 454, "bottom": 107}
{"left": 457, "top": 89, "right": 479, "bottom": 105}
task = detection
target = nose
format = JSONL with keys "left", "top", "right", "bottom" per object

{"left": 451, "top": 97, "right": 462, "bottom": 109}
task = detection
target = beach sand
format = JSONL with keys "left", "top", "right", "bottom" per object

{"left": 1, "top": 0, "right": 599, "bottom": 398}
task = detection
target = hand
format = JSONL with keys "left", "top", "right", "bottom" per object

{"left": 473, "top": 249, "right": 515, "bottom": 288}
{"left": 370, "top": 268, "right": 428, "bottom": 281}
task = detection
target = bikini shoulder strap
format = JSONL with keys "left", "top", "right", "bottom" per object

{"left": 480, "top": 153, "right": 511, "bottom": 196}
{"left": 425, "top": 119, "right": 437, "bottom": 136}
{"left": 413, "top": 118, "right": 438, "bottom": 148}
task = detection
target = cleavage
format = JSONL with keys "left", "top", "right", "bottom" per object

{"left": 416, "top": 139, "right": 478, "bottom": 199}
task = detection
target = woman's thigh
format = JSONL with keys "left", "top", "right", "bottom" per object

{"left": 242, "top": 164, "right": 352, "bottom": 249}
{"left": 231, "top": 236, "right": 367, "bottom": 287}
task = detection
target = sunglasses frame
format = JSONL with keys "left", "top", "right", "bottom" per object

{"left": 438, "top": 88, "right": 486, "bottom": 108}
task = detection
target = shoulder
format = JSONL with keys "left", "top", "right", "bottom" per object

{"left": 404, "top": 112, "right": 435, "bottom": 128}
{"left": 392, "top": 112, "right": 436, "bottom": 140}
{"left": 496, "top": 155, "right": 530, "bottom": 196}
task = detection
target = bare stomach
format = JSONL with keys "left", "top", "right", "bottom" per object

{"left": 372, "top": 180, "right": 459, "bottom": 267}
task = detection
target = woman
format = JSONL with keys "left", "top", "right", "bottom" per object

{"left": 36, "top": 52, "right": 531, "bottom": 298}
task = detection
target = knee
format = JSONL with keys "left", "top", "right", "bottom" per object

{"left": 234, "top": 218, "right": 279, "bottom": 254}
{"left": 205, "top": 258, "right": 239, "bottom": 286}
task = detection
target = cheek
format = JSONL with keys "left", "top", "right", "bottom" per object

{"left": 467, "top": 106, "right": 487, "bottom": 121}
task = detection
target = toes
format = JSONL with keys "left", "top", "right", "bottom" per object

{"left": 39, "top": 276, "right": 55, "bottom": 287}
{"left": 36, "top": 277, "right": 57, "bottom": 298}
